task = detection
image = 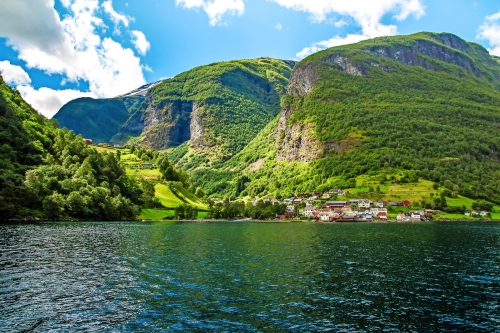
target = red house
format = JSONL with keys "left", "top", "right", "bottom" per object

{"left": 83, "top": 138, "right": 92, "bottom": 145}
{"left": 403, "top": 200, "right": 411, "bottom": 207}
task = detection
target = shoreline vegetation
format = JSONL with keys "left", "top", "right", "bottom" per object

{"left": 3, "top": 217, "right": 500, "bottom": 223}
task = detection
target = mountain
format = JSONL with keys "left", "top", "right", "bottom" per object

{"left": 54, "top": 58, "right": 295, "bottom": 160}
{"left": 177, "top": 32, "right": 500, "bottom": 203}
{"left": 54, "top": 80, "right": 165, "bottom": 145}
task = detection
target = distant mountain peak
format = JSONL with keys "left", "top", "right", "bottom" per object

{"left": 118, "top": 80, "right": 165, "bottom": 98}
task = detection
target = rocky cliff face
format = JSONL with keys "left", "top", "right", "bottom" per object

{"left": 275, "top": 32, "right": 500, "bottom": 163}
{"left": 112, "top": 98, "right": 209, "bottom": 150}
{"left": 275, "top": 103, "right": 322, "bottom": 162}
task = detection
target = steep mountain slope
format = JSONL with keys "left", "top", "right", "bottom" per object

{"left": 55, "top": 96, "right": 144, "bottom": 144}
{"left": 114, "top": 58, "right": 295, "bottom": 158}
{"left": 54, "top": 58, "right": 294, "bottom": 160}
{"left": 181, "top": 33, "right": 500, "bottom": 203}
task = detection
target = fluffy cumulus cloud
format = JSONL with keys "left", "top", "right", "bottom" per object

{"left": 131, "top": 30, "right": 151, "bottom": 55}
{"left": 0, "top": 61, "right": 31, "bottom": 86}
{"left": 0, "top": 0, "right": 149, "bottom": 118}
{"left": 477, "top": 11, "right": 500, "bottom": 56}
{"left": 176, "top": 0, "right": 244, "bottom": 26}
{"left": 267, "top": 0, "right": 425, "bottom": 58}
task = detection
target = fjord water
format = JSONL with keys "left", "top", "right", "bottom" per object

{"left": 1, "top": 222, "right": 499, "bottom": 332}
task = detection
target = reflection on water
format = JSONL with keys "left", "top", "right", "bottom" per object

{"left": 1, "top": 222, "right": 499, "bottom": 332}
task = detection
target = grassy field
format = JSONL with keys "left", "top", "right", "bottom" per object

{"left": 155, "top": 183, "right": 186, "bottom": 208}
{"left": 175, "top": 186, "right": 208, "bottom": 210}
{"left": 138, "top": 209, "right": 175, "bottom": 220}
{"left": 138, "top": 209, "right": 209, "bottom": 220}
{"left": 490, "top": 213, "right": 500, "bottom": 220}
{"left": 446, "top": 196, "right": 476, "bottom": 209}
{"left": 346, "top": 177, "right": 436, "bottom": 204}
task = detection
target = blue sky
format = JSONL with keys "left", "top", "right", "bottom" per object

{"left": 0, "top": 0, "right": 499, "bottom": 118}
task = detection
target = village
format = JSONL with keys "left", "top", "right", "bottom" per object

{"left": 244, "top": 188, "right": 492, "bottom": 222}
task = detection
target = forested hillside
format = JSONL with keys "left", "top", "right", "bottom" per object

{"left": 0, "top": 74, "right": 166, "bottom": 220}
{"left": 173, "top": 33, "right": 500, "bottom": 205}
{"left": 55, "top": 58, "right": 295, "bottom": 161}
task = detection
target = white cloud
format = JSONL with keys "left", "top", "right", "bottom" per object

{"left": 0, "top": 60, "right": 31, "bottom": 86}
{"left": 275, "top": 23, "right": 282, "bottom": 30}
{"left": 477, "top": 11, "right": 500, "bottom": 56}
{"left": 176, "top": 0, "right": 244, "bottom": 26}
{"left": 0, "top": 0, "right": 147, "bottom": 118}
{"left": 333, "top": 19, "right": 347, "bottom": 27}
{"left": 17, "top": 85, "right": 95, "bottom": 119}
{"left": 266, "top": 0, "right": 425, "bottom": 58}
{"left": 103, "top": 0, "right": 133, "bottom": 33}
{"left": 131, "top": 30, "right": 150, "bottom": 55}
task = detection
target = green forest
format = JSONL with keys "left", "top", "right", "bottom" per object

{"left": 4, "top": 32, "right": 500, "bottom": 220}
{"left": 0, "top": 74, "right": 195, "bottom": 220}
{"left": 170, "top": 33, "right": 500, "bottom": 207}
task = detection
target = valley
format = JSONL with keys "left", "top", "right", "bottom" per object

{"left": 4, "top": 32, "right": 500, "bottom": 221}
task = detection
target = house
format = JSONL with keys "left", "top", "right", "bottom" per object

{"left": 397, "top": 213, "right": 410, "bottom": 222}
{"left": 349, "top": 199, "right": 361, "bottom": 205}
{"left": 358, "top": 214, "right": 374, "bottom": 222}
{"left": 403, "top": 200, "right": 411, "bottom": 207}
{"left": 300, "top": 203, "right": 318, "bottom": 217}
{"left": 326, "top": 201, "right": 348, "bottom": 208}
{"left": 411, "top": 212, "right": 421, "bottom": 222}
{"left": 373, "top": 201, "right": 385, "bottom": 208}
{"left": 342, "top": 205, "right": 353, "bottom": 214}
{"left": 370, "top": 208, "right": 388, "bottom": 215}
{"left": 425, "top": 209, "right": 434, "bottom": 215}
{"left": 358, "top": 199, "right": 371, "bottom": 208}
{"left": 378, "top": 211, "right": 388, "bottom": 218}
{"left": 98, "top": 143, "right": 111, "bottom": 148}
{"left": 83, "top": 138, "right": 93, "bottom": 145}
{"left": 113, "top": 144, "right": 123, "bottom": 148}
{"left": 329, "top": 188, "right": 341, "bottom": 194}
{"left": 141, "top": 162, "right": 153, "bottom": 169}
{"left": 322, "top": 192, "right": 330, "bottom": 199}
{"left": 308, "top": 195, "right": 318, "bottom": 200}
{"left": 292, "top": 198, "right": 302, "bottom": 205}
{"left": 389, "top": 202, "right": 403, "bottom": 207}
{"left": 283, "top": 198, "right": 293, "bottom": 204}
{"left": 480, "top": 211, "right": 489, "bottom": 217}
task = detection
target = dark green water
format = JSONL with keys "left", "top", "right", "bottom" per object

{"left": 1, "top": 222, "right": 499, "bottom": 332}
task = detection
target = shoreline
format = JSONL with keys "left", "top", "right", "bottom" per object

{"left": 2, "top": 218, "right": 500, "bottom": 223}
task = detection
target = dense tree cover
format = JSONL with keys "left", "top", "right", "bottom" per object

{"left": 141, "top": 58, "right": 294, "bottom": 157}
{"left": 54, "top": 58, "right": 294, "bottom": 164}
{"left": 23, "top": 129, "right": 147, "bottom": 219}
{"left": 206, "top": 200, "right": 288, "bottom": 220}
{"left": 0, "top": 75, "right": 159, "bottom": 220}
{"left": 0, "top": 76, "right": 49, "bottom": 218}
{"left": 177, "top": 33, "right": 500, "bottom": 205}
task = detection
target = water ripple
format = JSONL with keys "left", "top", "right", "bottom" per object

{"left": 1, "top": 221, "right": 499, "bottom": 332}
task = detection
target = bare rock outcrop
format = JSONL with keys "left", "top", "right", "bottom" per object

{"left": 275, "top": 104, "right": 323, "bottom": 162}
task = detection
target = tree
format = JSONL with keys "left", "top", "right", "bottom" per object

{"left": 443, "top": 180, "right": 453, "bottom": 190}
{"left": 43, "top": 192, "right": 65, "bottom": 219}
